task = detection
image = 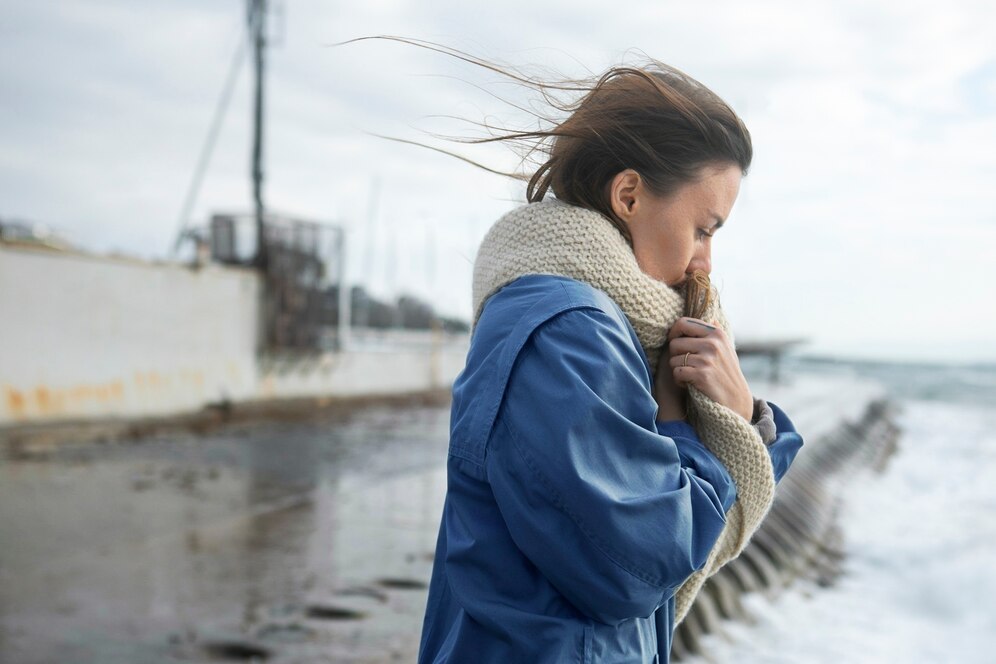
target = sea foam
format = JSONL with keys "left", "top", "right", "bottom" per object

{"left": 692, "top": 397, "right": 996, "bottom": 663}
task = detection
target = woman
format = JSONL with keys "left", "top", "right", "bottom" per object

{"left": 412, "top": 48, "right": 804, "bottom": 664}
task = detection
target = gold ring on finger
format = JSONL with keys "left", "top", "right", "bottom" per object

{"left": 682, "top": 352, "right": 691, "bottom": 367}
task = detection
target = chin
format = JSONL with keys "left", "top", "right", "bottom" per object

{"left": 637, "top": 264, "right": 684, "bottom": 288}
{"left": 665, "top": 277, "right": 687, "bottom": 290}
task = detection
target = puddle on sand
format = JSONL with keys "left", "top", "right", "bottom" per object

{"left": 376, "top": 577, "right": 430, "bottom": 590}
{"left": 200, "top": 639, "right": 273, "bottom": 661}
{"left": 0, "top": 404, "right": 450, "bottom": 663}
{"left": 304, "top": 604, "right": 368, "bottom": 621}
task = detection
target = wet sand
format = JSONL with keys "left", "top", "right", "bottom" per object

{"left": 0, "top": 404, "right": 450, "bottom": 663}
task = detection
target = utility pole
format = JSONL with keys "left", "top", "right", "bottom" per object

{"left": 248, "top": 0, "right": 267, "bottom": 269}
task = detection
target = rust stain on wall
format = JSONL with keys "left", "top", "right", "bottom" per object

{"left": 3, "top": 379, "right": 127, "bottom": 419}
{"left": 179, "top": 369, "right": 205, "bottom": 389}
{"left": 4, "top": 387, "right": 27, "bottom": 419}
{"left": 132, "top": 370, "right": 205, "bottom": 395}
{"left": 34, "top": 387, "right": 67, "bottom": 415}
{"left": 147, "top": 372, "right": 168, "bottom": 388}
{"left": 70, "top": 385, "right": 94, "bottom": 401}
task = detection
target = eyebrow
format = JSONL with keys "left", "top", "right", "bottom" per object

{"left": 710, "top": 213, "right": 726, "bottom": 229}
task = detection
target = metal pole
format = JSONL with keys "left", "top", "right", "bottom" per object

{"left": 249, "top": 0, "right": 267, "bottom": 269}
{"left": 337, "top": 228, "right": 350, "bottom": 351}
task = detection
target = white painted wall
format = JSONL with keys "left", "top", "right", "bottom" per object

{"left": 257, "top": 329, "right": 469, "bottom": 400}
{"left": 0, "top": 245, "right": 469, "bottom": 427}
{"left": 0, "top": 245, "right": 261, "bottom": 423}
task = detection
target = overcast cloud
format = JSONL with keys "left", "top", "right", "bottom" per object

{"left": 2, "top": 0, "right": 994, "bottom": 362}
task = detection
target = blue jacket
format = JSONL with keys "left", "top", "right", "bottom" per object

{"left": 419, "top": 275, "right": 803, "bottom": 663}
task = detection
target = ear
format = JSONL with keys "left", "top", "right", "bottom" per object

{"left": 607, "top": 169, "right": 642, "bottom": 222}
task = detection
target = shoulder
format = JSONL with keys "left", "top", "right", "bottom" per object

{"left": 472, "top": 274, "right": 649, "bottom": 386}
{"left": 449, "top": 275, "right": 651, "bottom": 471}
{"left": 474, "top": 274, "right": 631, "bottom": 343}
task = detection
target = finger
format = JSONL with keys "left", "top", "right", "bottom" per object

{"left": 672, "top": 364, "right": 697, "bottom": 388}
{"left": 669, "top": 351, "right": 699, "bottom": 369}
{"left": 667, "top": 317, "right": 717, "bottom": 342}
{"left": 667, "top": 336, "right": 714, "bottom": 357}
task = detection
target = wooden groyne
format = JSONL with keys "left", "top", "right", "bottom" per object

{"left": 672, "top": 375, "right": 901, "bottom": 660}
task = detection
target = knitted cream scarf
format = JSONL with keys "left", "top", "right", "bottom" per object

{"left": 472, "top": 198, "right": 776, "bottom": 626}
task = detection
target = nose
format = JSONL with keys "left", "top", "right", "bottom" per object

{"left": 687, "top": 244, "right": 711, "bottom": 277}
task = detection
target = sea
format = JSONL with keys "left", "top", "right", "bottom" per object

{"left": 696, "top": 356, "right": 996, "bottom": 664}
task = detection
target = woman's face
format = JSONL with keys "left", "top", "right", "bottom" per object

{"left": 610, "top": 163, "right": 742, "bottom": 287}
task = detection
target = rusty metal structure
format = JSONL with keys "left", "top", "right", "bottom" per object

{"left": 210, "top": 212, "right": 348, "bottom": 353}
{"left": 203, "top": 2, "right": 355, "bottom": 355}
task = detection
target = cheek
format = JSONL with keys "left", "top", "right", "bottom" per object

{"left": 632, "top": 244, "right": 671, "bottom": 283}
{"left": 657, "top": 243, "right": 691, "bottom": 285}
{"left": 631, "top": 227, "right": 691, "bottom": 284}
{"left": 668, "top": 240, "right": 697, "bottom": 282}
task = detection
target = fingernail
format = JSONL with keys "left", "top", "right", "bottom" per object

{"left": 689, "top": 320, "right": 716, "bottom": 331}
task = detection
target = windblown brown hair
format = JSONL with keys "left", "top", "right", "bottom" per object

{"left": 683, "top": 269, "right": 714, "bottom": 319}
{"left": 334, "top": 36, "right": 753, "bottom": 245}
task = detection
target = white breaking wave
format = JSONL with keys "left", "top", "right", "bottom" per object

{"left": 691, "top": 398, "right": 996, "bottom": 664}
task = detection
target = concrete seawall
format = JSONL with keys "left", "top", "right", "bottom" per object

{"left": 0, "top": 244, "right": 469, "bottom": 436}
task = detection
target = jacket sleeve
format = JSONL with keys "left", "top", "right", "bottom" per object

{"left": 656, "top": 419, "right": 737, "bottom": 514}
{"left": 659, "top": 398, "right": 804, "bottom": 488}
{"left": 762, "top": 400, "right": 804, "bottom": 482}
{"left": 485, "top": 307, "right": 735, "bottom": 626}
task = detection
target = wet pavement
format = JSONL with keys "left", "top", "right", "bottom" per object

{"left": 0, "top": 404, "right": 451, "bottom": 663}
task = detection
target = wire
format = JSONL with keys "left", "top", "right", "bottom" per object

{"left": 170, "top": 26, "right": 248, "bottom": 258}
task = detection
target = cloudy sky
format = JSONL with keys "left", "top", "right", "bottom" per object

{"left": 2, "top": 0, "right": 994, "bottom": 362}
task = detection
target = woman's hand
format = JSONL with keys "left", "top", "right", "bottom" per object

{"left": 665, "top": 317, "right": 753, "bottom": 423}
